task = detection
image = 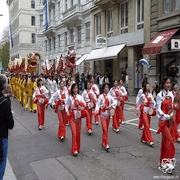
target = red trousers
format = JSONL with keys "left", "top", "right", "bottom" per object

{"left": 86, "top": 108, "right": 92, "bottom": 131}
{"left": 119, "top": 102, "right": 125, "bottom": 122}
{"left": 70, "top": 118, "right": 82, "bottom": 155}
{"left": 94, "top": 113, "right": 99, "bottom": 123}
{"left": 57, "top": 110, "right": 66, "bottom": 138}
{"left": 141, "top": 112, "right": 154, "bottom": 142}
{"left": 138, "top": 109, "right": 144, "bottom": 129}
{"left": 159, "top": 120, "right": 175, "bottom": 162}
{"left": 100, "top": 115, "right": 110, "bottom": 148}
{"left": 170, "top": 119, "right": 180, "bottom": 142}
{"left": 37, "top": 104, "right": 45, "bottom": 127}
{"left": 112, "top": 107, "right": 119, "bottom": 129}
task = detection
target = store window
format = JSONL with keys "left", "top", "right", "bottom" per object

{"left": 95, "top": 13, "right": 101, "bottom": 36}
{"left": 106, "top": 9, "right": 113, "bottom": 37}
{"left": 77, "top": 26, "right": 81, "bottom": 44}
{"left": 86, "top": 22, "right": 90, "bottom": 42}
{"left": 136, "top": 0, "right": 144, "bottom": 30}
{"left": 120, "top": 1, "right": 128, "bottom": 34}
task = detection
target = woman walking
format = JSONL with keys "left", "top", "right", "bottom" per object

{"left": 95, "top": 83, "right": 117, "bottom": 152}
{"left": 33, "top": 79, "right": 49, "bottom": 130}
{"left": 156, "top": 77, "right": 176, "bottom": 173}
{"left": 136, "top": 82, "right": 156, "bottom": 146}
{"left": 66, "top": 83, "right": 86, "bottom": 156}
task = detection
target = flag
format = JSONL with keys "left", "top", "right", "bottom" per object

{"left": 45, "top": 0, "right": 49, "bottom": 30}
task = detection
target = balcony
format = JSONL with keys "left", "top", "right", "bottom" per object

{"left": 93, "top": 0, "right": 116, "bottom": 6}
{"left": 62, "top": 2, "right": 92, "bottom": 27}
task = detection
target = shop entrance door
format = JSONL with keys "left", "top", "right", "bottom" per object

{"left": 105, "top": 60, "right": 113, "bottom": 86}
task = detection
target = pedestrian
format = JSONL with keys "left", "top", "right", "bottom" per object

{"left": 0, "top": 74, "right": 14, "bottom": 179}
{"left": 82, "top": 81, "right": 97, "bottom": 135}
{"left": 171, "top": 82, "right": 180, "bottom": 143}
{"left": 108, "top": 79, "right": 121, "bottom": 133}
{"left": 136, "top": 82, "right": 156, "bottom": 146}
{"left": 118, "top": 79, "right": 128, "bottom": 124}
{"left": 66, "top": 83, "right": 86, "bottom": 156}
{"left": 156, "top": 76, "right": 176, "bottom": 173}
{"left": 142, "top": 73, "right": 148, "bottom": 85}
{"left": 33, "top": 79, "right": 49, "bottom": 130}
{"left": 90, "top": 76, "right": 100, "bottom": 125}
{"left": 48, "top": 81, "right": 69, "bottom": 141}
{"left": 95, "top": 83, "right": 117, "bottom": 152}
{"left": 99, "top": 74, "right": 104, "bottom": 93}
{"left": 81, "top": 73, "right": 85, "bottom": 91}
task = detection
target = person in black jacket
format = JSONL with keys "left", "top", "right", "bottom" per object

{"left": 0, "top": 74, "right": 14, "bottom": 179}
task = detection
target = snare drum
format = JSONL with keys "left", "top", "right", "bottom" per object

{"left": 117, "top": 101, "right": 121, "bottom": 107}
{"left": 60, "top": 105, "right": 65, "bottom": 111}
{"left": 148, "top": 108, "right": 156, "bottom": 116}
{"left": 75, "top": 110, "right": 81, "bottom": 119}
{"left": 109, "top": 109, "right": 115, "bottom": 117}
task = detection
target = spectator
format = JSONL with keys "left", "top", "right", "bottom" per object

{"left": 142, "top": 73, "right": 148, "bottom": 87}
{"left": 81, "top": 73, "right": 85, "bottom": 91}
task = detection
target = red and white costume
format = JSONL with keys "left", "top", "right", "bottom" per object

{"left": 82, "top": 89, "right": 97, "bottom": 132}
{"left": 33, "top": 85, "right": 49, "bottom": 128}
{"left": 91, "top": 83, "right": 100, "bottom": 124}
{"left": 108, "top": 87, "right": 120, "bottom": 131}
{"left": 49, "top": 88, "right": 69, "bottom": 139}
{"left": 66, "top": 94, "right": 86, "bottom": 155}
{"left": 136, "top": 92, "right": 155, "bottom": 144}
{"left": 156, "top": 90, "right": 176, "bottom": 172}
{"left": 66, "top": 85, "right": 71, "bottom": 95}
{"left": 118, "top": 85, "right": 128, "bottom": 123}
{"left": 95, "top": 93, "right": 117, "bottom": 149}
{"left": 136, "top": 88, "right": 144, "bottom": 129}
{"left": 47, "top": 79, "right": 58, "bottom": 97}
{"left": 171, "top": 90, "right": 180, "bottom": 142}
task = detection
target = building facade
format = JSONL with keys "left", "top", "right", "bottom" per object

{"left": 8, "top": 0, "right": 42, "bottom": 72}
{"left": 84, "top": 0, "right": 151, "bottom": 95}
{"left": 143, "top": 0, "right": 180, "bottom": 87}
{"left": 36, "top": 0, "right": 93, "bottom": 75}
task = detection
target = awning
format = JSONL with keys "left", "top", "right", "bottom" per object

{"left": 86, "top": 44, "right": 126, "bottom": 61}
{"left": 142, "top": 28, "right": 179, "bottom": 55}
{"left": 76, "top": 54, "right": 88, "bottom": 65}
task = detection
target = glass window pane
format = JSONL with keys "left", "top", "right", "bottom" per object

{"left": 173, "top": 0, "right": 179, "bottom": 10}
{"left": 164, "top": 0, "right": 170, "bottom": 13}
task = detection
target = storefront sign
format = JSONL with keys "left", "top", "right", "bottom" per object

{"left": 96, "top": 37, "right": 107, "bottom": 48}
{"left": 171, "top": 39, "right": 180, "bottom": 50}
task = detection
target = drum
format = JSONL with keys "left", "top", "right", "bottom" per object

{"left": 109, "top": 109, "right": 115, "bottom": 117}
{"left": 88, "top": 102, "right": 94, "bottom": 108}
{"left": 75, "top": 111, "right": 81, "bottom": 119}
{"left": 33, "top": 97, "right": 38, "bottom": 104}
{"left": 148, "top": 108, "right": 156, "bottom": 116}
{"left": 123, "top": 95, "right": 128, "bottom": 101}
{"left": 60, "top": 105, "right": 65, "bottom": 111}
{"left": 117, "top": 101, "right": 121, "bottom": 106}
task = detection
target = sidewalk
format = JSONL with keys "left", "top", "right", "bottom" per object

{"left": 4, "top": 159, "right": 17, "bottom": 180}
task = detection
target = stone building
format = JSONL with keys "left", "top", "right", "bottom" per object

{"left": 85, "top": 0, "right": 151, "bottom": 95}
{"left": 8, "top": 0, "right": 42, "bottom": 72}
{"left": 36, "top": 0, "right": 93, "bottom": 75}
{"left": 142, "top": 0, "right": 180, "bottom": 88}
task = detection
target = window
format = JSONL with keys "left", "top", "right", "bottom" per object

{"left": 64, "top": 32, "right": 67, "bottom": 46}
{"left": 136, "top": 0, "right": 144, "bottom": 30}
{"left": 32, "top": 33, "right": 36, "bottom": 43}
{"left": 163, "top": 0, "right": 180, "bottom": 13}
{"left": 45, "top": 40, "right": 47, "bottom": 52}
{"left": 85, "top": 22, "right": 90, "bottom": 42}
{"left": 49, "top": 39, "right": 51, "bottom": 51}
{"left": 65, "top": 0, "right": 68, "bottom": 10}
{"left": 120, "top": 2, "right": 128, "bottom": 34}
{"left": 95, "top": 13, "right": 101, "bottom": 36}
{"left": 106, "top": 9, "right": 113, "bottom": 37}
{"left": 31, "top": 16, "right": 35, "bottom": 26}
{"left": 58, "top": 35, "right": 60, "bottom": 49}
{"left": 31, "top": 0, "right": 35, "bottom": 8}
{"left": 71, "top": 0, "right": 74, "bottom": 7}
{"left": 77, "top": 26, "right": 81, "bottom": 44}
{"left": 53, "top": 6, "right": 55, "bottom": 21}
{"left": 53, "top": 37, "right": 56, "bottom": 50}
{"left": 40, "top": 15, "right": 43, "bottom": 28}
{"left": 70, "top": 29, "right": 74, "bottom": 43}
{"left": 58, "top": 2, "right": 60, "bottom": 18}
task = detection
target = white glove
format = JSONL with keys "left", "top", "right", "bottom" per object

{"left": 163, "top": 114, "right": 170, "bottom": 120}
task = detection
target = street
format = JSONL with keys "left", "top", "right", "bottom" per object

{"left": 6, "top": 98, "right": 180, "bottom": 180}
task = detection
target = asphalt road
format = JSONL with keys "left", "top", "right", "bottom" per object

{"left": 7, "top": 98, "right": 180, "bottom": 180}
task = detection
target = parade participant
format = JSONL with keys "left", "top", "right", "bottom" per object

{"left": 90, "top": 76, "right": 100, "bottom": 125}
{"left": 95, "top": 83, "right": 117, "bottom": 152}
{"left": 118, "top": 79, "right": 128, "bottom": 124}
{"left": 171, "top": 82, "right": 180, "bottom": 142}
{"left": 156, "top": 77, "right": 176, "bottom": 173}
{"left": 27, "top": 75, "right": 37, "bottom": 113}
{"left": 48, "top": 81, "right": 69, "bottom": 141}
{"left": 47, "top": 75, "right": 58, "bottom": 98}
{"left": 66, "top": 83, "right": 86, "bottom": 156}
{"left": 136, "top": 83, "right": 144, "bottom": 129}
{"left": 33, "top": 79, "right": 49, "bottom": 130}
{"left": 136, "top": 82, "right": 156, "bottom": 146}
{"left": 23, "top": 75, "right": 29, "bottom": 110}
{"left": 108, "top": 79, "right": 120, "bottom": 133}
{"left": 0, "top": 75, "right": 14, "bottom": 179}
{"left": 66, "top": 79, "right": 71, "bottom": 95}
{"left": 82, "top": 81, "right": 97, "bottom": 135}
